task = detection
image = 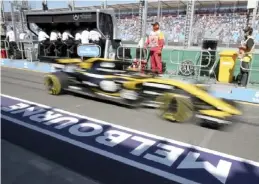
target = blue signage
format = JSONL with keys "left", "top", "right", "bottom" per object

{"left": 1, "top": 94, "right": 259, "bottom": 184}
{"left": 77, "top": 44, "right": 101, "bottom": 57}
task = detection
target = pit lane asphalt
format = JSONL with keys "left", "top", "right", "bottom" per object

{"left": 1, "top": 140, "right": 102, "bottom": 184}
{"left": 1, "top": 67, "right": 259, "bottom": 163}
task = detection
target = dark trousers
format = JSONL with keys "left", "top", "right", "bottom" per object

{"left": 8, "top": 41, "right": 17, "bottom": 58}
{"left": 239, "top": 61, "right": 250, "bottom": 87}
{"left": 39, "top": 40, "right": 50, "bottom": 56}
{"left": 64, "top": 39, "right": 74, "bottom": 45}
{"left": 64, "top": 40, "right": 77, "bottom": 57}
{"left": 51, "top": 40, "right": 64, "bottom": 57}
{"left": 75, "top": 40, "right": 81, "bottom": 45}
{"left": 8, "top": 42, "right": 23, "bottom": 59}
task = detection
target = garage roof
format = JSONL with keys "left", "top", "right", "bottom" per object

{"left": 24, "top": 0, "right": 248, "bottom": 13}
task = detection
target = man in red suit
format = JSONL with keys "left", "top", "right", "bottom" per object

{"left": 144, "top": 22, "right": 165, "bottom": 74}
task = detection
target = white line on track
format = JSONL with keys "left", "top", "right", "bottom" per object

{"left": 1, "top": 93, "right": 259, "bottom": 168}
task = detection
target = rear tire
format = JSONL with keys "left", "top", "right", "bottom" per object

{"left": 157, "top": 93, "right": 194, "bottom": 122}
{"left": 200, "top": 119, "right": 226, "bottom": 130}
{"left": 44, "top": 72, "right": 69, "bottom": 95}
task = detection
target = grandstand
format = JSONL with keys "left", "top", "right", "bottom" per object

{"left": 1, "top": 1, "right": 6, "bottom": 37}
{"left": 2, "top": 0, "right": 259, "bottom": 46}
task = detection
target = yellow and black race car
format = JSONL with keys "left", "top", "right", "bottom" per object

{"left": 44, "top": 57, "right": 242, "bottom": 126}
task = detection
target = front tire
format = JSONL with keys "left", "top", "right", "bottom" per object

{"left": 157, "top": 93, "right": 194, "bottom": 122}
{"left": 44, "top": 72, "right": 68, "bottom": 95}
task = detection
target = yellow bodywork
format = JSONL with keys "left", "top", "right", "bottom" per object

{"left": 55, "top": 58, "right": 121, "bottom": 70}
{"left": 53, "top": 58, "right": 241, "bottom": 118}
{"left": 199, "top": 110, "right": 232, "bottom": 118}
{"left": 55, "top": 58, "right": 82, "bottom": 64}
{"left": 121, "top": 78, "right": 242, "bottom": 116}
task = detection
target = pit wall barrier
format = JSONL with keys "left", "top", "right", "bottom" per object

{"left": 127, "top": 47, "right": 259, "bottom": 85}
{"left": 1, "top": 59, "right": 54, "bottom": 73}
{"left": 1, "top": 58, "right": 259, "bottom": 104}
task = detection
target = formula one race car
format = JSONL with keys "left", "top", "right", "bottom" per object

{"left": 44, "top": 57, "right": 242, "bottom": 126}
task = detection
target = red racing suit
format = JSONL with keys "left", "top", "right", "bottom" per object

{"left": 144, "top": 30, "right": 165, "bottom": 73}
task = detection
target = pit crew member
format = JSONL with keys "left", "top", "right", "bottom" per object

{"left": 5, "top": 27, "right": 16, "bottom": 58}
{"left": 89, "top": 28, "right": 102, "bottom": 44}
{"left": 81, "top": 28, "right": 90, "bottom": 44}
{"left": 238, "top": 26, "right": 255, "bottom": 87}
{"left": 144, "top": 22, "right": 165, "bottom": 74}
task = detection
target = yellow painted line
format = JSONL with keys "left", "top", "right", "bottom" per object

{"left": 1, "top": 65, "right": 46, "bottom": 73}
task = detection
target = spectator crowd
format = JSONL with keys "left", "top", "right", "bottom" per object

{"left": 4, "top": 13, "right": 259, "bottom": 45}
{"left": 117, "top": 13, "right": 259, "bottom": 45}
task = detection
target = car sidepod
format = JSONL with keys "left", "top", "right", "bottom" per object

{"left": 119, "top": 80, "right": 144, "bottom": 108}
{"left": 139, "top": 82, "right": 176, "bottom": 108}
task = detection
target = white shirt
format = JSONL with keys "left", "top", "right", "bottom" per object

{"left": 38, "top": 31, "right": 49, "bottom": 42}
{"left": 6, "top": 30, "right": 15, "bottom": 42}
{"left": 62, "top": 31, "right": 73, "bottom": 41}
{"left": 50, "top": 31, "right": 60, "bottom": 41}
{"left": 81, "top": 30, "right": 90, "bottom": 44}
{"left": 19, "top": 33, "right": 26, "bottom": 40}
{"left": 75, "top": 32, "right": 81, "bottom": 41}
{"left": 89, "top": 30, "right": 102, "bottom": 41}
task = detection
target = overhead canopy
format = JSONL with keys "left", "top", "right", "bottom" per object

{"left": 24, "top": 0, "right": 248, "bottom": 12}
{"left": 107, "top": 0, "right": 248, "bottom": 11}
{"left": 27, "top": 15, "right": 52, "bottom": 23}
{"left": 26, "top": 10, "right": 97, "bottom": 23}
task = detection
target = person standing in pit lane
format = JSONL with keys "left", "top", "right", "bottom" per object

{"left": 238, "top": 26, "right": 255, "bottom": 87}
{"left": 144, "top": 22, "right": 165, "bottom": 74}
{"left": 74, "top": 30, "right": 82, "bottom": 43}
{"left": 62, "top": 30, "right": 74, "bottom": 42}
{"left": 38, "top": 28, "right": 49, "bottom": 43}
{"left": 50, "top": 29, "right": 60, "bottom": 42}
{"left": 81, "top": 28, "right": 90, "bottom": 44}
{"left": 6, "top": 27, "right": 15, "bottom": 42}
{"left": 38, "top": 28, "right": 50, "bottom": 56}
{"left": 89, "top": 28, "right": 102, "bottom": 45}
{"left": 5, "top": 27, "right": 16, "bottom": 59}
{"left": 49, "top": 29, "right": 62, "bottom": 55}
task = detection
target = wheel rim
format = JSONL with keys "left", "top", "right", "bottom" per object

{"left": 45, "top": 77, "right": 54, "bottom": 92}
{"left": 168, "top": 98, "right": 177, "bottom": 113}
{"left": 157, "top": 94, "right": 193, "bottom": 122}
{"left": 156, "top": 94, "right": 173, "bottom": 116}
